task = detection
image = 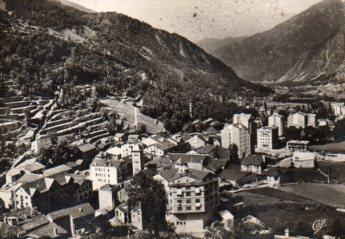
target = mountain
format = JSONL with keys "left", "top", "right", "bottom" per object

{"left": 0, "top": 0, "right": 271, "bottom": 132}
{"left": 209, "top": 0, "right": 345, "bottom": 85}
{"left": 58, "top": 0, "right": 95, "bottom": 13}
{"left": 198, "top": 37, "right": 245, "bottom": 54}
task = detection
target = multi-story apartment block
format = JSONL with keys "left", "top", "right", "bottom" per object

{"left": 287, "top": 112, "right": 307, "bottom": 128}
{"left": 233, "top": 113, "right": 253, "bottom": 131}
{"left": 331, "top": 102, "right": 345, "bottom": 116}
{"left": 257, "top": 126, "right": 279, "bottom": 150}
{"left": 220, "top": 124, "right": 251, "bottom": 158}
{"left": 287, "top": 112, "right": 317, "bottom": 129}
{"left": 268, "top": 113, "right": 284, "bottom": 136}
{"left": 154, "top": 166, "right": 219, "bottom": 237}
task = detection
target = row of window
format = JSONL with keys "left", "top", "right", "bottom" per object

{"left": 176, "top": 198, "right": 201, "bottom": 204}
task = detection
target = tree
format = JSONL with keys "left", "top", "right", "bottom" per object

{"left": 126, "top": 172, "right": 167, "bottom": 237}
{"left": 205, "top": 224, "right": 235, "bottom": 239}
{"left": 334, "top": 119, "right": 345, "bottom": 141}
{"left": 229, "top": 144, "right": 239, "bottom": 162}
{"left": 285, "top": 126, "right": 302, "bottom": 141}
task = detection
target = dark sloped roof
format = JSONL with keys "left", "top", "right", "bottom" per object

{"left": 48, "top": 203, "right": 94, "bottom": 220}
{"left": 196, "top": 144, "right": 217, "bottom": 154}
{"left": 205, "top": 159, "right": 227, "bottom": 172}
{"left": 159, "top": 168, "right": 211, "bottom": 182}
{"left": 167, "top": 153, "right": 207, "bottom": 164}
{"left": 241, "top": 155, "right": 264, "bottom": 166}
{"left": 27, "top": 223, "right": 68, "bottom": 238}
{"left": 218, "top": 169, "right": 252, "bottom": 182}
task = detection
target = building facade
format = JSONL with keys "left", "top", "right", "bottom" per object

{"left": 220, "top": 124, "right": 251, "bottom": 158}
{"left": 268, "top": 113, "right": 284, "bottom": 136}
{"left": 155, "top": 166, "right": 219, "bottom": 237}
{"left": 257, "top": 126, "right": 279, "bottom": 150}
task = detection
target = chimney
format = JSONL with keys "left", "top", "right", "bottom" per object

{"left": 285, "top": 228, "right": 289, "bottom": 237}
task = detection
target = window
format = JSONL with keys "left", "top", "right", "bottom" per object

{"left": 177, "top": 206, "right": 182, "bottom": 211}
{"left": 186, "top": 206, "right": 191, "bottom": 211}
{"left": 177, "top": 200, "right": 182, "bottom": 204}
{"left": 186, "top": 192, "right": 191, "bottom": 197}
{"left": 195, "top": 199, "right": 200, "bottom": 203}
{"left": 186, "top": 199, "right": 191, "bottom": 203}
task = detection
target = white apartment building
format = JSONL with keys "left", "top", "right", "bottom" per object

{"left": 220, "top": 124, "right": 251, "bottom": 158}
{"left": 154, "top": 166, "right": 219, "bottom": 237}
{"left": 307, "top": 113, "right": 316, "bottom": 127}
{"left": 268, "top": 113, "right": 284, "bottom": 136}
{"left": 89, "top": 157, "right": 128, "bottom": 190}
{"left": 257, "top": 126, "right": 279, "bottom": 150}
{"left": 233, "top": 113, "right": 252, "bottom": 131}
{"left": 287, "top": 112, "right": 307, "bottom": 128}
{"left": 331, "top": 102, "right": 345, "bottom": 116}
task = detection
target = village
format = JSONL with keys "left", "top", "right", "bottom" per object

{"left": 1, "top": 75, "right": 345, "bottom": 239}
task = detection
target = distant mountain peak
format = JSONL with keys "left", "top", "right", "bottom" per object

{"left": 207, "top": 0, "right": 345, "bottom": 85}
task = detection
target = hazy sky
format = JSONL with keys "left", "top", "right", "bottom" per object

{"left": 68, "top": 0, "right": 323, "bottom": 42}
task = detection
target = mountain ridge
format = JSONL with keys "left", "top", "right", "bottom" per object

{"left": 204, "top": 0, "right": 345, "bottom": 85}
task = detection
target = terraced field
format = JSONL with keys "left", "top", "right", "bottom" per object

{"left": 101, "top": 98, "right": 165, "bottom": 134}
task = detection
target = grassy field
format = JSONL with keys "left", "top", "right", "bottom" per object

{"left": 310, "top": 141, "right": 345, "bottom": 153}
{"left": 280, "top": 183, "right": 345, "bottom": 208}
{"left": 101, "top": 98, "right": 165, "bottom": 134}
{"left": 234, "top": 187, "right": 345, "bottom": 237}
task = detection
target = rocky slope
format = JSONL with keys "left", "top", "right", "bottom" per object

{"left": 207, "top": 0, "right": 345, "bottom": 85}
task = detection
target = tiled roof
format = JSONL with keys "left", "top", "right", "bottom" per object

{"left": 167, "top": 153, "right": 207, "bottom": 164}
{"left": 196, "top": 144, "right": 216, "bottom": 154}
{"left": 241, "top": 155, "right": 264, "bottom": 166}
{"left": 27, "top": 223, "right": 68, "bottom": 238}
{"left": 48, "top": 203, "right": 95, "bottom": 220}
{"left": 160, "top": 168, "right": 211, "bottom": 182}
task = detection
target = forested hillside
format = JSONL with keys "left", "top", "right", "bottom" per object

{"left": 0, "top": 0, "right": 271, "bottom": 132}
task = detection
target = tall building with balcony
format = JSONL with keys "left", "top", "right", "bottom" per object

{"left": 154, "top": 166, "right": 219, "bottom": 237}
{"left": 257, "top": 126, "right": 279, "bottom": 150}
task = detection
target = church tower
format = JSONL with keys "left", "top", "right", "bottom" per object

{"left": 132, "top": 144, "right": 144, "bottom": 175}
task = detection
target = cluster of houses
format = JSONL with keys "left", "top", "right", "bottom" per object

{"left": 1, "top": 93, "right": 345, "bottom": 238}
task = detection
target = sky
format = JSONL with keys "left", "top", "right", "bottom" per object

{"left": 67, "top": 0, "right": 323, "bottom": 42}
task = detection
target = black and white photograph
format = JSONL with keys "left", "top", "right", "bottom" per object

{"left": 0, "top": 0, "right": 345, "bottom": 238}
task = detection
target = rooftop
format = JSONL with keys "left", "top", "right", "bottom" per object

{"left": 47, "top": 203, "right": 95, "bottom": 220}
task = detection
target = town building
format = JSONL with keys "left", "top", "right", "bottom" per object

{"left": 89, "top": 156, "right": 130, "bottom": 190}
{"left": 287, "top": 112, "right": 307, "bottom": 128}
{"left": 132, "top": 144, "right": 145, "bottom": 175}
{"left": 233, "top": 113, "right": 253, "bottom": 132}
{"left": 154, "top": 166, "right": 219, "bottom": 237}
{"left": 331, "top": 102, "right": 345, "bottom": 117}
{"left": 220, "top": 124, "right": 251, "bottom": 158}
{"left": 287, "top": 112, "right": 317, "bottom": 129}
{"left": 186, "top": 135, "right": 207, "bottom": 149}
{"left": 291, "top": 151, "right": 316, "bottom": 169}
{"left": 241, "top": 155, "right": 266, "bottom": 174}
{"left": 256, "top": 126, "right": 279, "bottom": 150}
{"left": 287, "top": 140, "right": 309, "bottom": 152}
{"left": 268, "top": 113, "right": 284, "bottom": 136}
